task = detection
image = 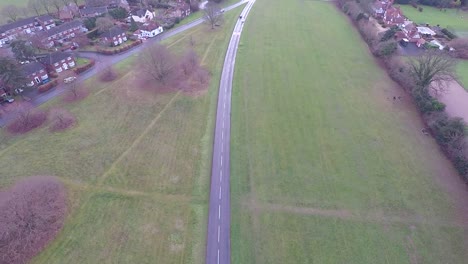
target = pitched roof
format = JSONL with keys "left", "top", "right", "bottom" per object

{"left": 101, "top": 26, "right": 125, "bottom": 38}
{"left": 22, "top": 61, "right": 45, "bottom": 75}
{"left": 38, "top": 52, "right": 73, "bottom": 64}
{"left": 80, "top": 6, "right": 108, "bottom": 16}
{"left": 135, "top": 9, "right": 148, "bottom": 17}
{"left": 140, "top": 22, "right": 161, "bottom": 31}
{"left": 0, "top": 15, "right": 54, "bottom": 34}
{"left": 42, "top": 20, "right": 83, "bottom": 38}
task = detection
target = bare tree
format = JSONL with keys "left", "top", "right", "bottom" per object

{"left": 60, "top": 0, "right": 71, "bottom": 7}
{"left": 96, "top": 16, "right": 114, "bottom": 33}
{"left": 28, "top": 0, "right": 44, "bottom": 16}
{"left": 180, "top": 49, "right": 199, "bottom": 76}
{"left": 38, "top": 0, "right": 52, "bottom": 15}
{"left": 99, "top": 65, "right": 118, "bottom": 82}
{"left": 409, "top": 51, "right": 457, "bottom": 93}
{"left": 140, "top": 44, "right": 177, "bottom": 85}
{"left": 203, "top": 3, "right": 223, "bottom": 29}
{"left": 1, "top": 5, "right": 21, "bottom": 22}
{"left": 6, "top": 103, "right": 47, "bottom": 134}
{"left": 49, "top": 108, "right": 76, "bottom": 132}
{"left": 20, "top": 7, "right": 30, "bottom": 18}
{"left": 0, "top": 176, "right": 67, "bottom": 264}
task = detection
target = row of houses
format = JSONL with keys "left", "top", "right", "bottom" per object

{"left": 372, "top": 0, "right": 447, "bottom": 49}
{"left": 22, "top": 52, "right": 77, "bottom": 87}
{"left": 0, "top": 15, "right": 56, "bottom": 47}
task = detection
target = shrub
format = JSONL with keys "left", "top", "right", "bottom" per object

{"left": 38, "top": 79, "right": 58, "bottom": 93}
{"left": 442, "top": 28, "right": 457, "bottom": 39}
{"left": 99, "top": 66, "right": 118, "bottom": 82}
{"left": 0, "top": 176, "right": 67, "bottom": 264}
{"left": 73, "top": 59, "right": 95, "bottom": 74}
{"left": 449, "top": 38, "right": 468, "bottom": 59}
{"left": 49, "top": 108, "right": 76, "bottom": 132}
{"left": 6, "top": 103, "right": 47, "bottom": 134}
{"left": 418, "top": 6, "right": 423, "bottom": 12}
{"left": 374, "top": 40, "right": 397, "bottom": 57}
{"left": 380, "top": 26, "right": 399, "bottom": 42}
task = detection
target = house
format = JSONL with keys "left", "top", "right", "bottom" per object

{"left": 22, "top": 62, "right": 49, "bottom": 87}
{"left": 101, "top": 26, "right": 127, "bottom": 46}
{"left": 0, "top": 15, "right": 55, "bottom": 47}
{"left": 39, "top": 52, "right": 76, "bottom": 73}
{"left": 383, "top": 6, "right": 405, "bottom": 27}
{"left": 109, "top": 0, "right": 130, "bottom": 11}
{"left": 80, "top": 6, "right": 108, "bottom": 18}
{"left": 39, "top": 20, "right": 86, "bottom": 48}
{"left": 417, "top": 26, "right": 437, "bottom": 38}
{"left": 395, "top": 23, "right": 426, "bottom": 48}
{"left": 59, "top": 3, "right": 80, "bottom": 21}
{"left": 131, "top": 9, "right": 156, "bottom": 23}
{"left": 372, "top": 0, "right": 393, "bottom": 18}
{"left": 165, "top": 2, "right": 191, "bottom": 19}
{"left": 136, "top": 22, "right": 163, "bottom": 39}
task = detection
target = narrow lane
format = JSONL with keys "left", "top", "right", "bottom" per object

{"left": 205, "top": 1, "right": 256, "bottom": 264}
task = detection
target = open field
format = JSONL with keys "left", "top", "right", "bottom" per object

{"left": 399, "top": 4, "right": 468, "bottom": 35}
{"left": 456, "top": 60, "right": 468, "bottom": 90}
{"left": 0, "top": 5, "right": 244, "bottom": 264}
{"left": 231, "top": 0, "right": 468, "bottom": 263}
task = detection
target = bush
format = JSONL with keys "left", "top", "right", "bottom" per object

{"left": 38, "top": 79, "right": 58, "bottom": 93}
{"left": 374, "top": 40, "right": 397, "bottom": 57}
{"left": 49, "top": 108, "right": 76, "bottom": 132}
{"left": 418, "top": 6, "right": 423, "bottom": 12}
{"left": 73, "top": 59, "right": 95, "bottom": 74}
{"left": 0, "top": 176, "right": 67, "bottom": 264}
{"left": 6, "top": 103, "right": 47, "bottom": 134}
{"left": 380, "top": 26, "right": 399, "bottom": 42}
{"left": 442, "top": 28, "right": 457, "bottom": 40}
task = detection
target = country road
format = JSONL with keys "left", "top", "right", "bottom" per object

{"left": 0, "top": 0, "right": 248, "bottom": 126}
{"left": 205, "top": 1, "right": 256, "bottom": 264}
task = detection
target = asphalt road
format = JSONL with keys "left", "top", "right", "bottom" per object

{"left": 205, "top": 1, "right": 256, "bottom": 264}
{"left": 0, "top": 0, "right": 248, "bottom": 126}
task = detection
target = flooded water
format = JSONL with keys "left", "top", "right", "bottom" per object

{"left": 435, "top": 80, "right": 468, "bottom": 120}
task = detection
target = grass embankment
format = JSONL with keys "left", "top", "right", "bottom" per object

{"left": 231, "top": 0, "right": 468, "bottom": 263}
{"left": 398, "top": 4, "right": 468, "bottom": 35}
{"left": 456, "top": 60, "right": 468, "bottom": 90}
{"left": 0, "top": 5, "right": 244, "bottom": 264}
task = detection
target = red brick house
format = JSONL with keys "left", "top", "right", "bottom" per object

{"left": 372, "top": 0, "right": 393, "bottom": 18}
{"left": 22, "top": 62, "right": 50, "bottom": 87}
{"left": 80, "top": 6, "right": 108, "bottom": 18}
{"left": 39, "top": 52, "right": 76, "bottom": 73}
{"left": 0, "top": 15, "right": 55, "bottom": 47}
{"left": 39, "top": 20, "right": 86, "bottom": 48}
{"left": 101, "top": 26, "right": 127, "bottom": 46}
{"left": 383, "top": 6, "right": 405, "bottom": 27}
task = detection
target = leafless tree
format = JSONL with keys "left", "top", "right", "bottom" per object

{"left": 140, "top": 44, "right": 177, "bottom": 85}
{"left": 180, "top": 49, "right": 199, "bottom": 76}
{"left": 409, "top": 50, "right": 457, "bottom": 94}
{"left": 6, "top": 103, "right": 47, "bottom": 134}
{"left": 0, "top": 176, "right": 67, "bottom": 264}
{"left": 99, "top": 65, "right": 118, "bottom": 82}
{"left": 73, "top": 31, "right": 90, "bottom": 47}
{"left": 194, "top": 67, "right": 210, "bottom": 87}
{"left": 49, "top": 108, "right": 76, "bottom": 132}
{"left": 28, "top": 0, "right": 44, "bottom": 16}
{"left": 20, "top": 7, "right": 30, "bottom": 18}
{"left": 60, "top": 0, "right": 71, "bottom": 7}
{"left": 70, "top": 0, "right": 80, "bottom": 6}
{"left": 96, "top": 16, "right": 114, "bottom": 33}
{"left": 1, "top": 5, "right": 21, "bottom": 22}
{"left": 203, "top": 3, "right": 223, "bottom": 29}
{"left": 38, "top": 0, "right": 52, "bottom": 15}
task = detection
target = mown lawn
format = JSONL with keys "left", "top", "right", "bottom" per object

{"left": 399, "top": 4, "right": 468, "bottom": 35}
{"left": 231, "top": 0, "right": 468, "bottom": 263}
{"left": 0, "top": 5, "right": 244, "bottom": 264}
{"left": 456, "top": 60, "right": 468, "bottom": 90}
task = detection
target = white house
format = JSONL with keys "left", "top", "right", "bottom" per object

{"left": 131, "top": 9, "right": 155, "bottom": 23}
{"left": 139, "top": 22, "right": 163, "bottom": 38}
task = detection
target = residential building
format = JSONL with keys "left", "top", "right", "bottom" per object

{"left": 383, "top": 6, "right": 405, "bottom": 27}
{"left": 372, "top": 0, "right": 393, "bottom": 18}
{"left": 22, "top": 62, "right": 49, "bottom": 87}
{"left": 39, "top": 52, "right": 76, "bottom": 73}
{"left": 59, "top": 3, "right": 80, "bottom": 21}
{"left": 0, "top": 15, "right": 55, "bottom": 47}
{"left": 109, "top": 0, "right": 130, "bottom": 11}
{"left": 138, "top": 22, "right": 163, "bottom": 38}
{"left": 131, "top": 9, "right": 156, "bottom": 23}
{"left": 40, "top": 20, "right": 86, "bottom": 48}
{"left": 80, "top": 6, "right": 108, "bottom": 18}
{"left": 101, "top": 26, "right": 127, "bottom": 46}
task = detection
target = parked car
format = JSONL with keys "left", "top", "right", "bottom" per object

{"left": 0, "top": 96, "right": 15, "bottom": 104}
{"left": 64, "top": 76, "right": 77, "bottom": 84}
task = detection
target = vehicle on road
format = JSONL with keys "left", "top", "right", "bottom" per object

{"left": 64, "top": 76, "right": 77, "bottom": 84}
{"left": 0, "top": 96, "right": 15, "bottom": 104}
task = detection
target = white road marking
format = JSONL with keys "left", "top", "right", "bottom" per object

{"left": 217, "top": 249, "right": 220, "bottom": 264}
{"left": 218, "top": 205, "right": 221, "bottom": 220}
{"left": 220, "top": 170, "right": 223, "bottom": 182}
{"left": 218, "top": 225, "right": 220, "bottom": 242}
{"left": 222, "top": 131, "right": 224, "bottom": 140}
{"left": 219, "top": 186, "right": 222, "bottom": 200}
{"left": 221, "top": 156, "right": 223, "bottom": 167}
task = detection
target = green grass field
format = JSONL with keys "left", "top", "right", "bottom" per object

{"left": 0, "top": 6, "right": 244, "bottom": 264}
{"left": 456, "top": 60, "right": 468, "bottom": 90}
{"left": 399, "top": 4, "right": 468, "bottom": 35}
{"left": 231, "top": 0, "right": 468, "bottom": 263}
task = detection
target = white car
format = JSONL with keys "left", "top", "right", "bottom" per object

{"left": 64, "top": 76, "right": 77, "bottom": 84}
